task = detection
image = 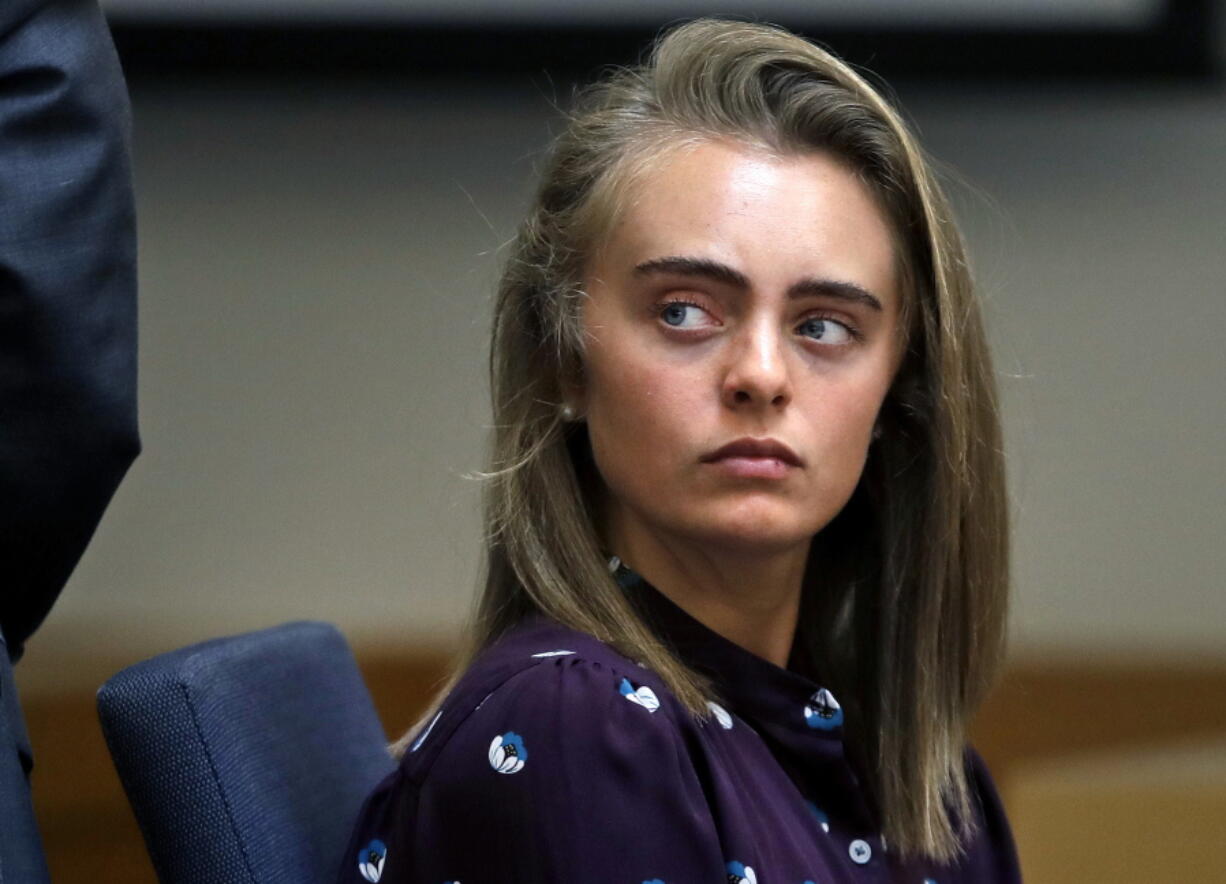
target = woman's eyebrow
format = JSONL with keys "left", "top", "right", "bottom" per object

{"left": 634, "top": 255, "right": 748, "bottom": 288}
{"left": 632, "top": 255, "right": 883, "bottom": 312}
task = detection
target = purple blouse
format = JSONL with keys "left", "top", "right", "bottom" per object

{"left": 338, "top": 559, "right": 1022, "bottom": 884}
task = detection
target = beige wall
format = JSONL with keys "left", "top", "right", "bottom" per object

{"left": 17, "top": 79, "right": 1226, "bottom": 690}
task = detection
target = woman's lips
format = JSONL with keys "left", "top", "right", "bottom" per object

{"left": 700, "top": 436, "right": 803, "bottom": 478}
{"left": 704, "top": 455, "right": 796, "bottom": 480}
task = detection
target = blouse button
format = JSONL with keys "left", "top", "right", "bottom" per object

{"left": 848, "top": 839, "right": 872, "bottom": 864}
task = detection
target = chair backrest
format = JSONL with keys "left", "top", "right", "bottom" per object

{"left": 0, "top": 638, "right": 51, "bottom": 883}
{"left": 97, "top": 621, "right": 395, "bottom": 884}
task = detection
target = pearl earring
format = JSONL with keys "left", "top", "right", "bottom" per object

{"left": 560, "top": 402, "right": 578, "bottom": 422}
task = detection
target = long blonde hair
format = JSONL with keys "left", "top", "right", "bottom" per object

{"left": 393, "top": 17, "right": 1009, "bottom": 864}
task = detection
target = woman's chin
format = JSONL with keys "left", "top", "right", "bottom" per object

{"left": 676, "top": 518, "right": 815, "bottom": 558}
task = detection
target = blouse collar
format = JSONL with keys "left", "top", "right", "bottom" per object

{"left": 605, "top": 555, "right": 903, "bottom": 853}
{"left": 608, "top": 554, "right": 848, "bottom": 748}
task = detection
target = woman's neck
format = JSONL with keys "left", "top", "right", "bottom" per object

{"left": 607, "top": 516, "right": 811, "bottom": 669}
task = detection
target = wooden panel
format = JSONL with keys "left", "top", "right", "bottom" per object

{"left": 1007, "top": 740, "right": 1226, "bottom": 883}
{"left": 23, "top": 691, "right": 156, "bottom": 882}
{"left": 19, "top": 650, "right": 1226, "bottom": 882}
{"left": 969, "top": 658, "right": 1226, "bottom": 787}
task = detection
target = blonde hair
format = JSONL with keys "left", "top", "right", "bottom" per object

{"left": 393, "top": 17, "right": 1009, "bottom": 864}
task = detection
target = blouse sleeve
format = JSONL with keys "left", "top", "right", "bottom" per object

{"left": 392, "top": 654, "right": 724, "bottom": 884}
{"left": 959, "top": 747, "right": 1023, "bottom": 884}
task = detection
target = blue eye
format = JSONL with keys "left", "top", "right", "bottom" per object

{"left": 659, "top": 301, "right": 706, "bottom": 328}
{"left": 798, "top": 316, "right": 854, "bottom": 345}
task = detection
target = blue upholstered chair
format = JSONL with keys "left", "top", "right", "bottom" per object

{"left": 97, "top": 621, "right": 395, "bottom": 883}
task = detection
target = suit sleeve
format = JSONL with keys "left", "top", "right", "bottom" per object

{"left": 0, "top": 0, "right": 139, "bottom": 661}
{"left": 406, "top": 656, "right": 724, "bottom": 884}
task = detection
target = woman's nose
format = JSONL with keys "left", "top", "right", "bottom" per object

{"left": 721, "top": 320, "right": 792, "bottom": 410}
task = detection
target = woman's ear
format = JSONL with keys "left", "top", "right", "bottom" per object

{"left": 558, "top": 369, "right": 587, "bottom": 422}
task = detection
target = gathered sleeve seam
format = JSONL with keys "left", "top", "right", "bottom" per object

{"left": 401, "top": 647, "right": 681, "bottom": 790}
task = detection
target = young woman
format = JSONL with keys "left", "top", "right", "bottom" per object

{"left": 339, "top": 17, "right": 1018, "bottom": 884}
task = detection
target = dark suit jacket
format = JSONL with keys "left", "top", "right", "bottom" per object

{"left": 0, "top": 0, "right": 139, "bottom": 878}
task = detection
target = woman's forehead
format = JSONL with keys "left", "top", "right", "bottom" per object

{"left": 588, "top": 140, "right": 900, "bottom": 311}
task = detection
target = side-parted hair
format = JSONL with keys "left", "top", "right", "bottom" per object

{"left": 393, "top": 17, "right": 1008, "bottom": 864}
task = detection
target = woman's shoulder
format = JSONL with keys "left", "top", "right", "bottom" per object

{"left": 955, "top": 745, "right": 1023, "bottom": 882}
{"left": 339, "top": 616, "right": 722, "bottom": 884}
{"left": 396, "top": 613, "right": 685, "bottom": 785}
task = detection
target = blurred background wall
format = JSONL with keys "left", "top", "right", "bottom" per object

{"left": 12, "top": 1, "right": 1225, "bottom": 881}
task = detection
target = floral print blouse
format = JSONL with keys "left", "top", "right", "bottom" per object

{"left": 337, "top": 558, "right": 1022, "bottom": 884}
